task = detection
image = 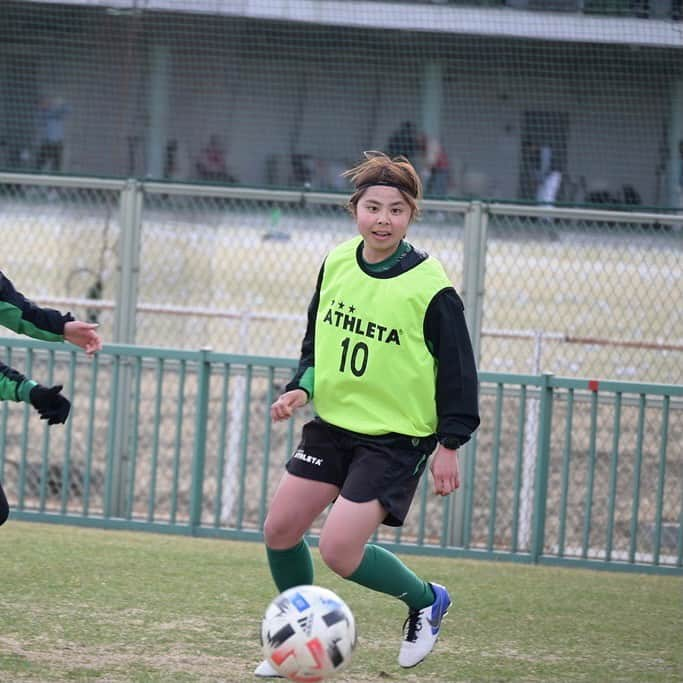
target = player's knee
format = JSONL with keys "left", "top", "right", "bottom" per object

{"left": 262, "top": 515, "right": 280, "bottom": 547}
{"left": 263, "top": 514, "right": 300, "bottom": 549}
{"left": 318, "top": 536, "right": 359, "bottom": 578}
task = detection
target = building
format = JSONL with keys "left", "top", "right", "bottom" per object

{"left": 1, "top": 0, "right": 681, "bottom": 206}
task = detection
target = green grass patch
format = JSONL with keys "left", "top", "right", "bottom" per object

{"left": 1, "top": 521, "right": 681, "bottom": 682}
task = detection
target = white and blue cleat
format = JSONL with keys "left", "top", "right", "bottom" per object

{"left": 398, "top": 582, "right": 452, "bottom": 668}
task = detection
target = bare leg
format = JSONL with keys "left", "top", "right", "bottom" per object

{"left": 263, "top": 472, "right": 339, "bottom": 549}
{"left": 318, "top": 496, "right": 386, "bottom": 577}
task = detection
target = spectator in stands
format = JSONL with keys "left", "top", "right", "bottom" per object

{"left": 519, "top": 140, "right": 538, "bottom": 200}
{"left": 418, "top": 132, "right": 450, "bottom": 197}
{"left": 0, "top": 269, "right": 102, "bottom": 527}
{"left": 196, "top": 134, "right": 237, "bottom": 183}
{"left": 386, "top": 120, "right": 418, "bottom": 162}
{"left": 36, "top": 96, "right": 70, "bottom": 173}
{"left": 534, "top": 144, "right": 562, "bottom": 206}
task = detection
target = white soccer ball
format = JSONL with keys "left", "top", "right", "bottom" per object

{"left": 261, "top": 584, "right": 357, "bottom": 682}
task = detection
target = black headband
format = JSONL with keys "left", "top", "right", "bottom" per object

{"left": 355, "top": 181, "right": 416, "bottom": 198}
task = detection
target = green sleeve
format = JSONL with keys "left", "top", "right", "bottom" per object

{"left": 0, "top": 302, "right": 65, "bottom": 342}
{"left": 0, "top": 371, "right": 37, "bottom": 403}
{"left": 0, "top": 271, "right": 70, "bottom": 341}
{"left": 298, "top": 367, "right": 314, "bottom": 399}
{"left": 17, "top": 379, "right": 37, "bottom": 403}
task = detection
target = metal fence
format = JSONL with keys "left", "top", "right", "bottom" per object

{"left": 1, "top": 338, "right": 681, "bottom": 574}
{"left": 1, "top": 173, "right": 682, "bottom": 386}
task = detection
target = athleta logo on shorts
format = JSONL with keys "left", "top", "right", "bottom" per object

{"left": 293, "top": 449, "right": 323, "bottom": 466}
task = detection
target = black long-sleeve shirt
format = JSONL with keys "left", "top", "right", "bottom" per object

{"left": 286, "top": 243, "right": 480, "bottom": 449}
{"left": 0, "top": 270, "right": 73, "bottom": 402}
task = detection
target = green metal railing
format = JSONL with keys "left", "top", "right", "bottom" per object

{"left": 1, "top": 338, "right": 681, "bottom": 574}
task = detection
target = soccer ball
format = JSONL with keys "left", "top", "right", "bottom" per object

{"left": 260, "top": 584, "right": 357, "bottom": 682}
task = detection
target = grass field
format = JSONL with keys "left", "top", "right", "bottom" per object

{"left": 2, "top": 522, "right": 682, "bottom": 682}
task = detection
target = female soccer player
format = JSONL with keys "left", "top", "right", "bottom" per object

{"left": 0, "top": 269, "right": 102, "bottom": 526}
{"left": 255, "top": 151, "right": 480, "bottom": 677}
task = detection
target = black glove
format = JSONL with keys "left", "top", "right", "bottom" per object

{"left": 29, "top": 384, "right": 71, "bottom": 425}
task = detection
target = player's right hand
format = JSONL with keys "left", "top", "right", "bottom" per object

{"left": 29, "top": 384, "right": 71, "bottom": 425}
{"left": 64, "top": 321, "right": 102, "bottom": 355}
{"left": 271, "top": 389, "right": 308, "bottom": 422}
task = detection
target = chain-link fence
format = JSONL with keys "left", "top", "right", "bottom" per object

{"left": 1, "top": 174, "right": 681, "bottom": 383}
{"left": 481, "top": 206, "right": 683, "bottom": 383}
{"left": 1, "top": 1, "right": 682, "bottom": 208}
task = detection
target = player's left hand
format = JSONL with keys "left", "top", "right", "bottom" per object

{"left": 64, "top": 321, "right": 102, "bottom": 355}
{"left": 430, "top": 445, "right": 460, "bottom": 497}
{"left": 271, "top": 389, "right": 308, "bottom": 422}
{"left": 29, "top": 384, "right": 71, "bottom": 425}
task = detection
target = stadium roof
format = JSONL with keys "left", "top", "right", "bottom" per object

{"left": 23, "top": 0, "right": 683, "bottom": 48}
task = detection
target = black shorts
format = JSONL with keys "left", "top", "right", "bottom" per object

{"left": 285, "top": 418, "right": 436, "bottom": 527}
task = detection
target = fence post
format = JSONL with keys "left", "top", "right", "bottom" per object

{"left": 114, "top": 179, "right": 142, "bottom": 345}
{"left": 460, "top": 200, "right": 488, "bottom": 364}
{"left": 109, "top": 180, "right": 143, "bottom": 516}
{"left": 531, "top": 372, "right": 554, "bottom": 563}
{"left": 452, "top": 200, "right": 488, "bottom": 547}
{"left": 190, "top": 348, "right": 212, "bottom": 533}
{"left": 517, "top": 331, "right": 544, "bottom": 550}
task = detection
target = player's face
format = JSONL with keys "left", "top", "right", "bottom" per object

{"left": 354, "top": 186, "right": 412, "bottom": 263}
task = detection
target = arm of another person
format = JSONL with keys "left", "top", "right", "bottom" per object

{"left": 424, "top": 287, "right": 481, "bottom": 496}
{"left": 0, "top": 360, "right": 70, "bottom": 424}
{"left": 271, "top": 264, "right": 324, "bottom": 421}
{"left": 0, "top": 271, "right": 101, "bottom": 354}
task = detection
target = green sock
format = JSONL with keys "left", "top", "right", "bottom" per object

{"left": 266, "top": 539, "right": 314, "bottom": 593}
{"left": 346, "top": 544, "right": 435, "bottom": 610}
